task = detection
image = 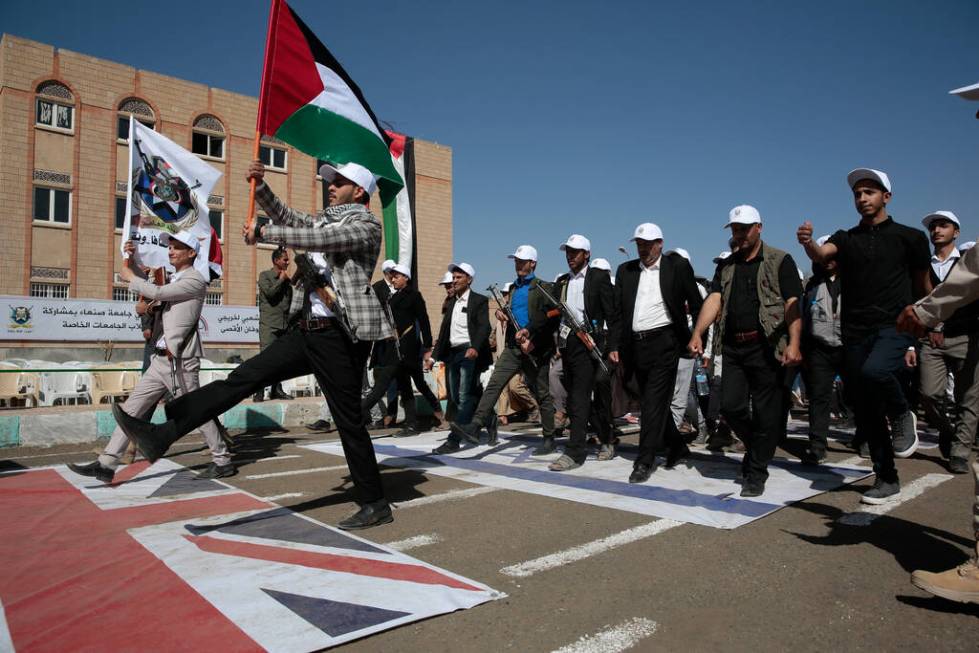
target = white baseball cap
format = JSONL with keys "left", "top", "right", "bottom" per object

{"left": 448, "top": 262, "right": 475, "bottom": 278}
{"left": 724, "top": 205, "right": 762, "bottom": 228}
{"left": 438, "top": 271, "right": 453, "bottom": 285}
{"left": 381, "top": 259, "right": 396, "bottom": 273}
{"left": 559, "top": 234, "right": 591, "bottom": 252}
{"left": 815, "top": 234, "right": 831, "bottom": 247}
{"left": 590, "top": 257, "right": 611, "bottom": 271}
{"left": 508, "top": 245, "right": 538, "bottom": 262}
{"left": 847, "top": 168, "right": 891, "bottom": 192}
{"left": 668, "top": 247, "right": 691, "bottom": 262}
{"left": 502, "top": 282, "right": 513, "bottom": 293}
{"left": 631, "top": 223, "right": 664, "bottom": 242}
{"left": 712, "top": 250, "right": 731, "bottom": 264}
{"left": 950, "top": 81, "right": 979, "bottom": 101}
{"left": 318, "top": 161, "right": 378, "bottom": 196}
{"left": 960, "top": 241, "right": 976, "bottom": 251}
{"left": 166, "top": 230, "right": 200, "bottom": 255}
{"left": 921, "top": 210, "right": 961, "bottom": 230}
{"left": 390, "top": 263, "right": 411, "bottom": 279}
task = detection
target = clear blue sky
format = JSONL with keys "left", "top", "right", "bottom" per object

{"left": 3, "top": 0, "right": 978, "bottom": 285}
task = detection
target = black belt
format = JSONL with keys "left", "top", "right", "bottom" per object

{"left": 633, "top": 326, "right": 671, "bottom": 341}
{"left": 299, "top": 317, "right": 337, "bottom": 332}
{"left": 728, "top": 330, "right": 762, "bottom": 344}
{"left": 449, "top": 344, "right": 471, "bottom": 351}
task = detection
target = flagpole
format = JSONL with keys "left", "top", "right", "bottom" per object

{"left": 246, "top": 0, "right": 281, "bottom": 239}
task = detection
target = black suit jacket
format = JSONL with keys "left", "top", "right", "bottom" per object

{"left": 611, "top": 253, "right": 703, "bottom": 354}
{"left": 433, "top": 290, "right": 492, "bottom": 370}
{"left": 553, "top": 267, "right": 617, "bottom": 347}
{"left": 387, "top": 285, "right": 433, "bottom": 361}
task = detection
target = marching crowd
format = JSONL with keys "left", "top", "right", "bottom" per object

{"left": 65, "top": 97, "right": 979, "bottom": 606}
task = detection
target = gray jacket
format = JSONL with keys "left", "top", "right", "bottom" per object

{"left": 803, "top": 276, "right": 842, "bottom": 347}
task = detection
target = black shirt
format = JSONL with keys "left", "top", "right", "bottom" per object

{"left": 827, "top": 216, "right": 930, "bottom": 337}
{"left": 710, "top": 244, "right": 803, "bottom": 333}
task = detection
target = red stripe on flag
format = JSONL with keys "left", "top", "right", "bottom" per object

{"left": 0, "top": 470, "right": 269, "bottom": 651}
{"left": 386, "top": 130, "right": 406, "bottom": 159}
{"left": 184, "top": 534, "right": 483, "bottom": 592}
{"left": 108, "top": 460, "right": 151, "bottom": 486}
{"left": 257, "top": 0, "right": 325, "bottom": 135}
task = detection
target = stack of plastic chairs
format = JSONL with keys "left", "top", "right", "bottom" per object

{"left": 37, "top": 361, "right": 91, "bottom": 406}
{"left": 283, "top": 373, "right": 316, "bottom": 397}
{"left": 91, "top": 361, "right": 139, "bottom": 404}
{"left": 0, "top": 361, "right": 39, "bottom": 408}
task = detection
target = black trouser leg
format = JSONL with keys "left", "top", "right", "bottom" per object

{"left": 632, "top": 330, "right": 680, "bottom": 467}
{"left": 563, "top": 336, "right": 598, "bottom": 464}
{"left": 406, "top": 362, "right": 442, "bottom": 414}
{"left": 803, "top": 340, "right": 842, "bottom": 453}
{"left": 165, "top": 330, "right": 312, "bottom": 442}
{"left": 721, "top": 341, "right": 784, "bottom": 483}
{"left": 395, "top": 366, "right": 418, "bottom": 427}
{"left": 361, "top": 364, "right": 398, "bottom": 424}
{"left": 590, "top": 362, "right": 613, "bottom": 443}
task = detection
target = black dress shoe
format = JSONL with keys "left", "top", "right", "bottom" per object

{"left": 449, "top": 421, "right": 481, "bottom": 445}
{"left": 337, "top": 500, "right": 393, "bottom": 530}
{"left": 195, "top": 463, "right": 236, "bottom": 480}
{"left": 252, "top": 391, "right": 265, "bottom": 402}
{"left": 269, "top": 387, "right": 293, "bottom": 400}
{"left": 532, "top": 436, "right": 557, "bottom": 456}
{"left": 949, "top": 456, "right": 970, "bottom": 474}
{"left": 800, "top": 447, "right": 827, "bottom": 466}
{"left": 629, "top": 463, "right": 653, "bottom": 484}
{"left": 740, "top": 480, "right": 765, "bottom": 497}
{"left": 111, "top": 403, "right": 170, "bottom": 463}
{"left": 393, "top": 426, "right": 419, "bottom": 438}
{"left": 306, "top": 419, "right": 333, "bottom": 432}
{"left": 67, "top": 461, "right": 114, "bottom": 484}
{"left": 486, "top": 420, "right": 499, "bottom": 446}
{"left": 432, "top": 441, "right": 461, "bottom": 454}
{"left": 665, "top": 443, "right": 691, "bottom": 469}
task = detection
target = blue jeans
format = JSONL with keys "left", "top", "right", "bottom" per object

{"left": 843, "top": 325, "right": 913, "bottom": 483}
{"left": 446, "top": 347, "right": 479, "bottom": 426}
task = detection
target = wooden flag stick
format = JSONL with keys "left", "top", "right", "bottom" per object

{"left": 244, "top": 130, "right": 262, "bottom": 239}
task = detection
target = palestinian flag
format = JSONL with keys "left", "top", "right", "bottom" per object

{"left": 382, "top": 132, "right": 417, "bottom": 273}
{"left": 257, "top": 0, "right": 403, "bottom": 205}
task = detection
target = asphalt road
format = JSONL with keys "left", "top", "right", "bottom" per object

{"left": 3, "top": 421, "right": 977, "bottom": 652}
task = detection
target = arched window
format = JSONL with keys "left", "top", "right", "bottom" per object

{"left": 35, "top": 80, "right": 75, "bottom": 133}
{"left": 116, "top": 97, "right": 155, "bottom": 141}
{"left": 259, "top": 136, "right": 288, "bottom": 172}
{"left": 192, "top": 114, "right": 225, "bottom": 160}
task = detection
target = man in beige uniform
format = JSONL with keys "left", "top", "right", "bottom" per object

{"left": 67, "top": 233, "right": 234, "bottom": 482}
{"left": 898, "top": 78, "right": 979, "bottom": 605}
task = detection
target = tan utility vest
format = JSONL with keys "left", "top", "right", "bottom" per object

{"left": 715, "top": 242, "right": 789, "bottom": 361}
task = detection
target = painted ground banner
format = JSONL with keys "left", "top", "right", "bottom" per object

{"left": 0, "top": 459, "right": 502, "bottom": 652}
{"left": 304, "top": 431, "right": 871, "bottom": 530}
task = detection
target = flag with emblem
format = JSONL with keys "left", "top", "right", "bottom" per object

{"left": 256, "top": 0, "right": 403, "bottom": 206}
{"left": 123, "top": 118, "right": 221, "bottom": 280}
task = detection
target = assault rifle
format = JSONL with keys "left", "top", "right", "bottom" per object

{"left": 536, "top": 282, "right": 610, "bottom": 377}
{"left": 487, "top": 283, "right": 537, "bottom": 369}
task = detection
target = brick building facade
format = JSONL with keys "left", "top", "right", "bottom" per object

{"left": 0, "top": 34, "right": 453, "bottom": 359}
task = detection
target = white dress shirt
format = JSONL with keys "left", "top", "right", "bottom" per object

{"left": 449, "top": 289, "right": 471, "bottom": 347}
{"left": 308, "top": 253, "right": 337, "bottom": 318}
{"left": 931, "top": 248, "right": 961, "bottom": 283}
{"left": 632, "top": 257, "right": 673, "bottom": 332}
{"left": 154, "top": 268, "right": 187, "bottom": 350}
{"left": 565, "top": 268, "right": 587, "bottom": 323}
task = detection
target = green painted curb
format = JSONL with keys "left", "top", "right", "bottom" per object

{"left": 0, "top": 415, "right": 20, "bottom": 447}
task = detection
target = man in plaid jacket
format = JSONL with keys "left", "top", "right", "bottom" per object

{"left": 113, "top": 159, "right": 397, "bottom": 531}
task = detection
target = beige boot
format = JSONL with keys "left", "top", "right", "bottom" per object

{"left": 911, "top": 560, "right": 979, "bottom": 604}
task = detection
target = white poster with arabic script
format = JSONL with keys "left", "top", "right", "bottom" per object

{"left": 1, "top": 296, "right": 258, "bottom": 344}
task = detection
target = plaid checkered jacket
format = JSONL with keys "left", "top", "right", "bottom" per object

{"left": 256, "top": 183, "right": 394, "bottom": 342}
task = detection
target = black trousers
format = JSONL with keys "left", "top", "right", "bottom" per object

{"left": 162, "top": 328, "right": 384, "bottom": 504}
{"left": 628, "top": 328, "right": 682, "bottom": 467}
{"left": 362, "top": 358, "right": 441, "bottom": 427}
{"left": 561, "top": 336, "right": 612, "bottom": 463}
{"left": 802, "top": 338, "right": 844, "bottom": 452}
{"left": 720, "top": 340, "right": 786, "bottom": 484}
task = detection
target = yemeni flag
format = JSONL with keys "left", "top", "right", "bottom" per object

{"left": 257, "top": 0, "right": 403, "bottom": 206}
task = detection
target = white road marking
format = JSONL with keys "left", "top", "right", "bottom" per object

{"left": 838, "top": 473, "right": 954, "bottom": 526}
{"left": 0, "top": 596, "right": 16, "bottom": 653}
{"left": 261, "top": 492, "right": 305, "bottom": 502}
{"left": 393, "top": 486, "right": 500, "bottom": 509}
{"left": 233, "top": 454, "right": 302, "bottom": 465}
{"left": 243, "top": 464, "right": 348, "bottom": 480}
{"left": 501, "top": 520, "right": 682, "bottom": 578}
{"left": 836, "top": 456, "right": 868, "bottom": 467}
{"left": 384, "top": 533, "right": 442, "bottom": 552}
{"left": 552, "top": 617, "right": 658, "bottom": 653}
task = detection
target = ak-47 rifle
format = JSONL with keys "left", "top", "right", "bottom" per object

{"left": 536, "top": 282, "right": 610, "bottom": 377}
{"left": 487, "top": 283, "right": 537, "bottom": 369}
